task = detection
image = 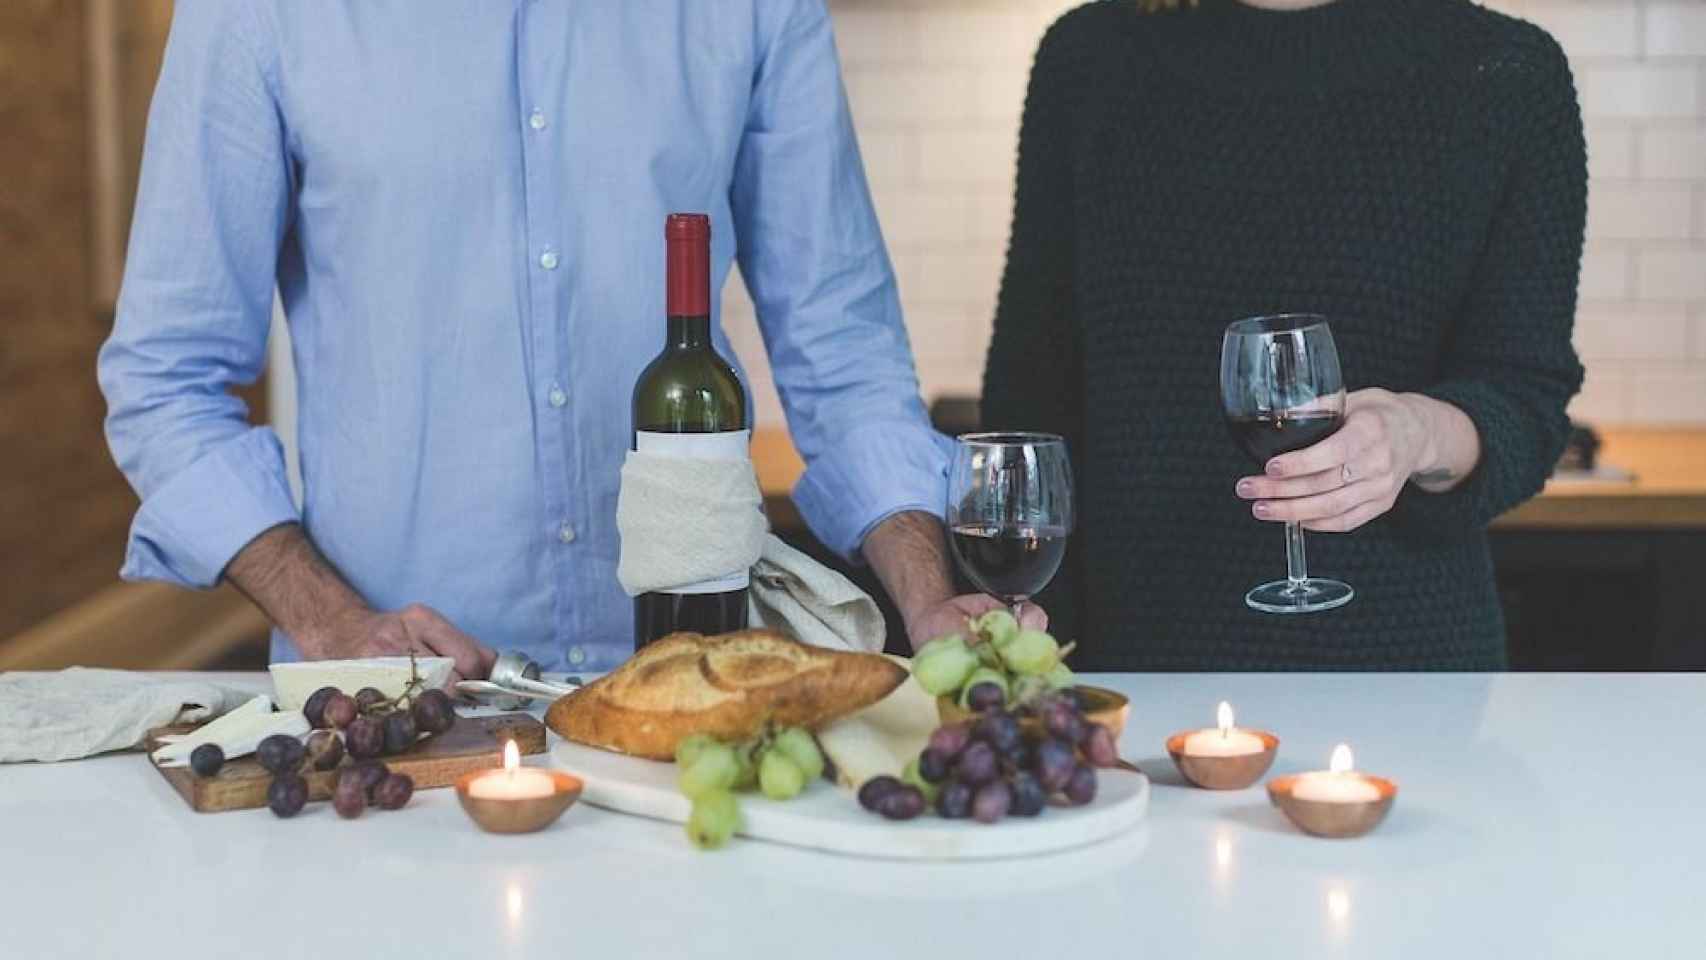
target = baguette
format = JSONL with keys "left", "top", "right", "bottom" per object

{"left": 545, "top": 629, "right": 907, "bottom": 760}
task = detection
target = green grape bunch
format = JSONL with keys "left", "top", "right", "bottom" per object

{"left": 912, "top": 610, "right": 1077, "bottom": 712}
{"left": 673, "top": 724, "right": 828, "bottom": 850}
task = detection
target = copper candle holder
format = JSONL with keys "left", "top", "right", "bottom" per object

{"left": 1165, "top": 730, "right": 1279, "bottom": 790}
{"left": 454, "top": 769, "right": 583, "bottom": 834}
{"left": 1266, "top": 773, "right": 1397, "bottom": 839}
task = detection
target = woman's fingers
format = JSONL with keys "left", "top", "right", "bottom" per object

{"left": 1302, "top": 496, "right": 1394, "bottom": 533}
{"left": 1238, "top": 444, "right": 1394, "bottom": 501}
{"left": 1264, "top": 408, "right": 1382, "bottom": 479}
{"left": 1252, "top": 478, "right": 1387, "bottom": 524}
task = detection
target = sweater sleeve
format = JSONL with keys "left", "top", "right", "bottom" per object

{"left": 1389, "top": 37, "right": 1586, "bottom": 539}
{"left": 980, "top": 18, "right": 1081, "bottom": 449}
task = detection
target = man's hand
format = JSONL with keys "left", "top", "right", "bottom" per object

{"left": 905, "top": 594, "right": 1048, "bottom": 650}
{"left": 224, "top": 523, "right": 497, "bottom": 682}
{"left": 299, "top": 603, "right": 497, "bottom": 684}
{"left": 1234, "top": 388, "right": 1481, "bottom": 533}
{"left": 860, "top": 510, "right": 1049, "bottom": 652}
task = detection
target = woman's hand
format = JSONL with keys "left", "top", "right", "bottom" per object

{"left": 1234, "top": 388, "right": 1467, "bottom": 533}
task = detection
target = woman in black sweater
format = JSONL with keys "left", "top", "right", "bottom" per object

{"left": 982, "top": 0, "right": 1586, "bottom": 670}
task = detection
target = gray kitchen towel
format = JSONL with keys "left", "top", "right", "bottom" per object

{"left": 615, "top": 451, "right": 886, "bottom": 653}
{"left": 0, "top": 667, "right": 254, "bottom": 763}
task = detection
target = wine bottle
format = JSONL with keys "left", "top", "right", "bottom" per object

{"left": 631, "top": 213, "right": 750, "bottom": 648}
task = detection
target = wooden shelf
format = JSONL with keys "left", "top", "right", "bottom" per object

{"left": 1495, "top": 429, "right": 1706, "bottom": 530}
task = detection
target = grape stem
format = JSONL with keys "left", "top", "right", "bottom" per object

{"left": 360, "top": 652, "right": 427, "bottom": 718}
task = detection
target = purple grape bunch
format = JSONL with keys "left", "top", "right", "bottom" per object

{"left": 263, "top": 668, "right": 455, "bottom": 820}
{"left": 856, "top": 693, "right": 1121, "bottom": 824}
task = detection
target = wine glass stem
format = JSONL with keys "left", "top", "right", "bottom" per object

{"left": 1284, "top": 521, "right": 1309, "bottom": 591}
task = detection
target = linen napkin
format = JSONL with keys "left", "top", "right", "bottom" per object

{"left": 0, "top": 667, "right": 255, "bottom": 763}
{"left": 615, "top": 451, "right": 886, "bottom": 653}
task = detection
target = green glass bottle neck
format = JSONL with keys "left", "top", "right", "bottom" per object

{"left": 667, "top": 314, "right": 712, "bottom": 350}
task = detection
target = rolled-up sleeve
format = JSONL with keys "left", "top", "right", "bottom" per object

{"left": 730, "top": 0, "right": 953, "bottom": 559}
{"left": 96, "top": 0, "right": 298, "bottom": 588}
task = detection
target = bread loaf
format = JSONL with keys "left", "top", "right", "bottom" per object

{"left": 545, "top": 630, "right": 908, "bottom": 760}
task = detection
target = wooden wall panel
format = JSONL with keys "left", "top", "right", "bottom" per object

{"left": 0, "top": 0, "right": 269, "bottom": 665}
{"left": 0, "top": 0, "right": 127, "bottom": 640}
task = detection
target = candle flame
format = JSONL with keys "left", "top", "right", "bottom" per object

{"left": 1216, "top": 700, "right": 1234, "bottom": 736}
{"left": 503, "top": 738, "right": 520, "bottom": 774}
{"left": 1329, "top": 743, "right": 1354, "bottom": 774}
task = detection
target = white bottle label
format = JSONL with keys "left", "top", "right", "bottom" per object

{"left": 634, "top": 429, "right": 752, "bottom": 593}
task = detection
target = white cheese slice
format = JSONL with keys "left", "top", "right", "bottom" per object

{"left": 816, "top": 657, "right": 939, "bottom": 790}
{"left": 151, "top": 695, "right": 308, "bottom": 767}
{"left": 269, "top": 657, "right": 455, "bottom": 710}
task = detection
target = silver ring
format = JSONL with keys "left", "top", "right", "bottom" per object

{"left": 1342, "top": 463, "right": 1353, "bottom": 484}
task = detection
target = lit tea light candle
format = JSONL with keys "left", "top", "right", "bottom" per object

{"left": 1267, "top": 743, "right": 1397, "bottom": 838}
{"left": 470, "top": 740, "right": 557, "bottom": 799}
{"left": 1181, "top": 702, "right": 1266, "bottom": 757}
{"left": 1166, "top": 702, "right": 1279, "bottom": 790}
{"left": 1291, "top": 744, "right": 1381, "bottom": 803}
{"left": 456, "top": 740, "right": 582, "bottom": 834}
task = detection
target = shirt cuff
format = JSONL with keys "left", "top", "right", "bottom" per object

{"left": 791, "top": 420, "right": 955, "bottom": 560}
{"left": 120, "top": 427, "right": 301, "bottom": 588}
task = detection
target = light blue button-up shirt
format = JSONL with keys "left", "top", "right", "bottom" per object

{"left": 97, "top": 0, "right": 952, "bottom": 672}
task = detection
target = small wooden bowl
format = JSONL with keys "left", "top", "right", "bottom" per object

{"left": 1266, "top": 774, "right": 1398, "bottom": 838}
{"left": 454, "top": 770, "right": 583, "bottom": 834}
{"left": 938, "top": 685, "right": 1131, "bottom": 740}
{"left": 1165, "top": 730, "right": 1279, "bottom": 790}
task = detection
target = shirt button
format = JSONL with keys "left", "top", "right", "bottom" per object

{"left": 547, "top": 385, "right": 567, "bottom": 408}
{"left": 529, "top": 109, "right": 547, "bottom": 131}
{"left": 539, "top": 248, "right": 560, "bottom": 270}
{"left": 557, "top": 522, "right": 577, "bottom": 544}
{"left": 568, "top": 646, "right": 587, "bottom": 666}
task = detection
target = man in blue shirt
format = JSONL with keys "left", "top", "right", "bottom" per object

{"left": 98, "top": 1, "right": 1039, "bottom": 679}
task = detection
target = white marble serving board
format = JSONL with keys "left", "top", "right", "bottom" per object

{"left": 551, "top": 739, "right": 1149, "bottom": 860}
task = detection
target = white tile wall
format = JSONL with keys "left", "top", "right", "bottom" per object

{"left": 722, "top": 0, "right": 1706, "bottom": 430}
{"left": 1647, "top": 2, "right": 1706, "bottom": 57}
{"left": 1575, "top": 63, "right": 1699, "bottom": 118}
{"left": 1638, "top": 125, "right": 1706, "bottom": 178}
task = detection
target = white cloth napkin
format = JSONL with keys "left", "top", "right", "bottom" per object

{"left": 615, "top": 451, "right": 886, "bottom": 653}
{"left": 0, "top": 667, "right": 255, "bottom": 763}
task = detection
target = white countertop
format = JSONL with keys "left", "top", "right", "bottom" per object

{"left": 3, "top": 672, "right": 1701, "bottom": 959}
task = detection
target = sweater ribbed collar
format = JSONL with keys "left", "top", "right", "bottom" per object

{"left": 1131, "top": 0, "right": 1444, "bottom": 97}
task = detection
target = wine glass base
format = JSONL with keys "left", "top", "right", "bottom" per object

{"left": 1245, "top": 579, "right": 1354, "bottom": 615}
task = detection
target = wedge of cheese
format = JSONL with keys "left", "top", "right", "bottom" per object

{"left": 151, "top": 695, "right": 308, "bottom": 767}
{"left": 269, "top": 657, "right": 455, "bottom": 711}
{"left": 815, "top": 656, "right": 939, "bottom": 790}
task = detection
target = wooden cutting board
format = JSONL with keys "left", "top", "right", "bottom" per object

{"left": 147, "top": 713, "right": 547, "bottom": 813}
{"left": 552, "top": 739, "right": 1149, "bottom": 860}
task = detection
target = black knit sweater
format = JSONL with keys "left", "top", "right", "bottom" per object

{"left": 982, "top": 0, "right": 1586, "bottom": 670}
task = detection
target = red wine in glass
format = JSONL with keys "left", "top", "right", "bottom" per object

{"left": 948, "top": 524, "right": 1069, "bottom": 605}
{"left": 947, "top": 433, "right": 1074, "bottom": 618}
{"left": 1225, "top": 411, "right": 1344, "bottom": 465}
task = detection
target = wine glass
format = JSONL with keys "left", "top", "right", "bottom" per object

{"left": 947, "top": 433, "right": 1074, "bottom": 620}
{"left": 1220, "top": 314, "right": 1354, "bottom": 614}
